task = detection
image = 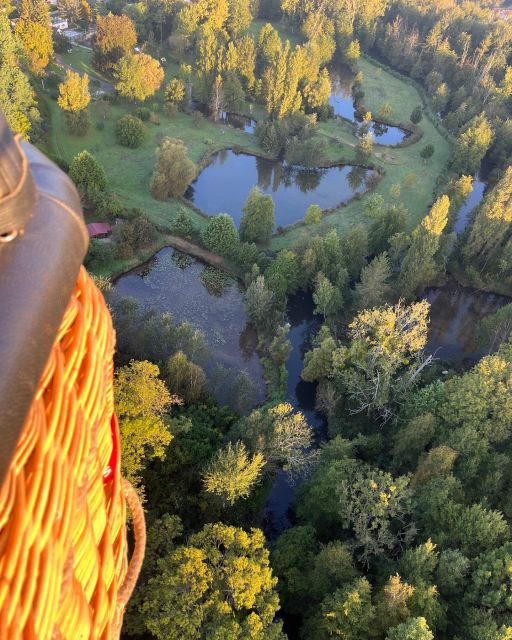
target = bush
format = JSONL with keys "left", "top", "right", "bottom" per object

{"left": 170, "top": 208, "right": 196, "bottom": 239}
{"left": 85, "top": 239, "right": 114, "bottom": 269}
{"left": 115, "top": 115, "right": 146, "bottom": 148}
{"left": 69, "top": 151, "right": 107, "bottom": 191}
{"left": 201, "top": 214, "right": 239, "bottom": 258}
{"left": 134, "top": 107, "right": 151, "bottom": 121}
{"left": 410, "top": 105, "right": 423, "bottom": 124}
{"left": 96, "top": 121, "right": 105, "bottom": 131}
{"left": 87, "top": 187, "right": 125, "bottom": 218}
{"left": 66, "top": 110, "right": 90, "bottom": 136}
{"left": 305, "top": 204, "right": 322, "bottom": 224}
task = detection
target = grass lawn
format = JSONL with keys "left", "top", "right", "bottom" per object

{"left": 47, "top": 87, "right": 262, "bottom": 233}
{"left": 48, "top": 45, "right": 451, "bottom": 261}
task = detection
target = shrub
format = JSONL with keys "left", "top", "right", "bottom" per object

{"left": 134, "top": 107, "right": 151, "bottom": 121}
{"left": 305, "top": 204, "right": 322, "bottom": 225}
{"left": 69, "top": 150, "right": 107, "bottom": 191}
{"left": 201, "top": 214, "right": 239, "bottom": 258}
{"left": 115, "top": 115, "right": 146, "bottom": 148}
{"left": 170, "top": 208, "right": 196, "bottom": 239}
{"left": 66, "top": 110, "right": 90, "bottom": 136}
{"left": 410, "top": 105, "right": 423, "bottom": 124}
{"left": 96, "top": 121, "right": 105, "bottom": 131}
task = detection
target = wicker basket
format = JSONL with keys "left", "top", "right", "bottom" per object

{"left": 0, "top": 267, "right": 144, "bottom": 640}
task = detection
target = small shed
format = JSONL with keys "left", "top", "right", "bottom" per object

{"left": 87, "top": 222, "right": 112, "bottom": 239}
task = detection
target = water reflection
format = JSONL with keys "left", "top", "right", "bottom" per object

{"left": 329, "top": 64, "right": 408, "bottom": 145}
{"left": 453, "top": 178, "right": 486, "bottom": 234}
{"left": 187, "top": 151, "right": 373, "bottom": 227}
{"left": 114, "top": 247, "right": 265, "bottom": 404}
{"left": 424, "top": 280, "right": 509, "bottom": 363}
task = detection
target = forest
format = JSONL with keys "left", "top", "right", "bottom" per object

{"left": 3, "top": 0, "right": 512, "bottom": 637}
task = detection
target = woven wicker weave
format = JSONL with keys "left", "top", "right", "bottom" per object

{"left": 0, "top": 267, "right": 143, "bottom": 640}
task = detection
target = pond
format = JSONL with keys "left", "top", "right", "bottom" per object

{"left": 219, "top": 111, "right": 256, "bottom": 133}
{"left": 186, "top": 150, "right": 373, "bottom": 227}
{"left": 114, "top": 247, "right": 266, "bottom": 405}
{"left": 424, "top": 280, "right": 510, "bottom": 364}
{"left": 329, "top": 64, "right": 409, "bottom": 145}
{"left": 453, "top": 176, "right": 486, "bottom": 234}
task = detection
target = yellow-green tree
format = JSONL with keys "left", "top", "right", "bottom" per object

{"left": 463, "top": 167, "right": 512, "bottom": 271}
{"left": 15, "top": 0, "right": 53, "bottom": 75}
{"left": 115, "top": 52, "right": 164, "bottom": 101}
{"left": 0, "top": 15, "right": 38, "bottom": 137}
{"left": 398, "top": 195, "right": 450, "bottom": 299}
{"left": 203, "top": 441, "right": 265, "bottom": 505}
{"left": 114, "top": 360, "right": 178, "bottom": 487}
{"left": 93, "top": 13, "right": 137, "bottom": 72}
{"left": 57, "top": 70, "right": 90, "bottom": 113}
{"left": 142, "top": 523, "right": 285, "bottom": 640}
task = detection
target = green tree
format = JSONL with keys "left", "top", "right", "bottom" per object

{"left": 398, "top": 196, "right": 450, "bottom": 299}
{"left": 142, "top": 523, "right": 285, "bottom": 640}
{"left": 203, "top": 441, "right": 265, "bottom": 505}
{"left": 313, "top": 272, "right": 343, "bottom": 325}
{"left": 166, "top": 351, "right": 206, "bottom": 404}
{"left": 201, "top": 214, "right": 239, "bottom": 258}
{"left": 240, "top": 187, "right": 275, "bottom": 245}
{"left": 339, "top": 467, "right": 415, "bottom": 564}
{"left": 237, "top": 403, "right": 316, "bottom": 480}
{"left": 69, "top": 150, "right": 107, "bottom": 191}
{"left": 410, "top": 106, "right": 423, "bottom": 125}
{"left": 369, "top": 205, "right": 407, "bottom": 254}
{"left": 316, "top": 578, "right": 376, "bottom": 640}
{"left": 420, "top": 144, "right": 434, "bottom": 162}
{"left": 0, "top": 15, "right": 38, "bottom": 137}
{"left": 115, "top": 114, "right": 146, "bottom": 148}
{"left": 386, "top": 617, "right": 434, "bottom": 640}
{"left": 164, "top": 77, "right": 186, "bottom": 111}
{"left": 114, "top": 360, "right": 175, "bottom": 486}
{"left": 15, "top": 0, "right": 53, "bottom": 75}
{"left": 223, "top": 72, "right": 246, "bottom": 112}
{"left": 93, "top": 12, "right": 137, "bottom": 72}
{"left": 353, "top": 253, "right": 392, "bottom": 310}
{"left": 304, "top": 301, "right": 431, "bottom": 422}
{"left": 451, "top": 113, "right": 494, "bottom": 175}
{"left": 305, "top": 204, "right": 322, "bottom": 225}
{"left": 151, "top": 137, "right": 196, "bottom": 199}
{"left": 343, "top": 224, "right": 368, "bottom": 279}
{"left": 476, "top": 303, "right": 512, "bottom": 352}
{"left": 245, "top": 275, "right": 283, "bottom": 336}
{"left": 115, "top": 52, "right": 164, "bottom": 101}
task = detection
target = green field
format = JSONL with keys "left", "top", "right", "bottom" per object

{"left": 48, "top": 44, "right": 451, "bottom": 259}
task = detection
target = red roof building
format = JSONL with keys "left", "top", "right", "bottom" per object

{"left": 86, "top": 222, "right": 112, "bottom": 239}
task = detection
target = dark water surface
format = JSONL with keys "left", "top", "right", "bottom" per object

{"left": 329, "top": 65, "right": 408, "bottom": 145}
{"left": 453, "top": 177, "right": 486, "bottom": 234}
{"left": 115, "top": 247, "right": 265, "bottom": 403}
{"left": 424, "top": 280, "right": 509, "bottom": 364}
{"left": 264, "top": 292, "right": 327, "bottom": 538}
{"left": 187, "top": 150, "right": 373, "bottom": 227}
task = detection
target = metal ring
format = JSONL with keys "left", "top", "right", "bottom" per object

{"left": 0, "top": 229, "right": 18, "bottom": 243}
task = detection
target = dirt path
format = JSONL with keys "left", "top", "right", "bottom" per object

{"left": 55, "top": 54, "right": 115, "bottom": 93}
{"left": 164, "top": 235, "right": 229, "bottom": 269}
